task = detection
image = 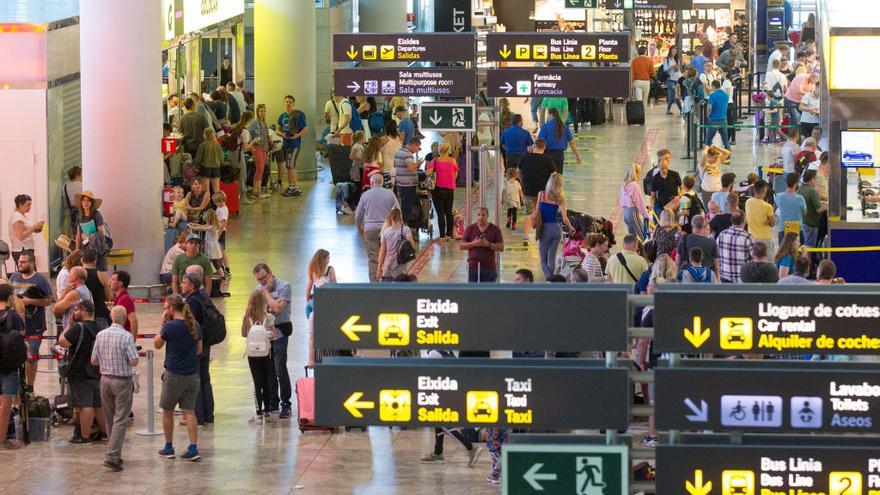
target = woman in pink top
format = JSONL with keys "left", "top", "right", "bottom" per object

{"left": 426, "top": 142, "right": 459, "bottom": 239}
{"left": 619, "top": 162, "right": 652, "bottom": 240}
{"left": 784, "top": 72, "right": 818, "bottom": 127}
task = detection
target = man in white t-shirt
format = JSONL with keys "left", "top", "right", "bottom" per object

{"left": 323, "top": 93, "right": 339, "bottom": 134}
{"left": 767, "top": 43, "right": 790, "bottom": 69}
{"left": 798, "top": 85, "right": 821, "bottom": 138}
{"left": 699, "top": 60, "right": 718, "bottom": 96}
{"left": 762, "top": 59, "right": 788, "bottom": 143}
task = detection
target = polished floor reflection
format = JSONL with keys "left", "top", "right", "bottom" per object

{"left": 2, "top": 101, "right": 778, "bottom": 494}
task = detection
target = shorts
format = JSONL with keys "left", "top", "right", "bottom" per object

{"left": 218, "top": 231, "right": 226, "bottom": 249}
{"left": 159, "top": 272, "right": 173, "bottom": 284}
{"left": 69, "top": 379, "right": 102, "bottom": 408}
{"left": 280, "top": 147, "right": 301, "bottom": 169}
{"left": 524, "top": 195, "right": 538, "bottom": 215}
{"left": 0, "top": 371, "right": 18, "bottom": 397}
{"left": 200, "top": 167, "right": 221, "bottom": 178}
{"left": 26, "top": 338, "right": 42, "bottom": 361}
{"left": 159, "top": 371, "right": 200, "bottom": 411}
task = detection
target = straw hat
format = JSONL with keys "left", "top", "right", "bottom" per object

{"left": 54, "top": 234, "right": 73, "bottom": 252}
{"left": 74, "top": 190, "right": 103, "bottom": 211}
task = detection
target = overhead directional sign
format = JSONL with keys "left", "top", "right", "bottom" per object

{"left": 658, "top": 444, "right": 880, "bottom": 495}
{"left": 487, "top": 32, "right": 630, "bottom": 63}
{"left": 333, "top": 68, "right": 476, "bottom": 97}
{"left": 657, "top": 365, "right": 880, "bottom": 434}
{"left": 603, "top": 0, "right": 634, "bottom": 9}
{"left": 487, "top": 68, "right": 629, "bottom": 98}
{"left": 654, "top": 288, "right": 880, "bottom": 355}
{"left": 315, "top": 359, "right": 629, "bottom": 429}
{"left": 502, "top": 445, "right": 628, "bottom": 495}
{"left": 332, "top": 33, "right": 474, "bottom": 62}
{"left": 418, "top": 102, "right": 475, "bottom": 132}
{"left": 565, "top": 0, "right": 599, "bottom": 8}
{"left": 313, "top": 284, "right": 629, "bottom": 351}
{"left": 633, "top": 0, "right": 694, "bottom": 9}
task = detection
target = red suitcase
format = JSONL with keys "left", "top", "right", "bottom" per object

{"left": 296, "top": 367, "right": 333, "bottom": 433}
{"left": 219, "top": 181, "right": 239, "bottom": 215}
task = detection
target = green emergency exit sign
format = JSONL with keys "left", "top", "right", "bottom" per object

{"left": 566, "top": 0, "right": 599, "bottom": 8}
{"left": 503, "top": 444, "right": 628, "bottom": 494}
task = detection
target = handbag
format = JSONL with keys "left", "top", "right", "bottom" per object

{"left": 531, "top": 192, "right": 544, "bottom": 239}
{"left": 396, "top": 227, "right": 416, "bottom": 265}
{"left": 58, "top": 323, "right": 86, "bottom": 379}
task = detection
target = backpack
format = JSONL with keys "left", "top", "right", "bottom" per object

{"left": 245, "top": 318, "right": 271, "bottom": 358}
{"left": 288, "top": 109, "right": 304, "bottom": 134}
{"left": 656, "top": 64, "right": 669, "bottom": 83}
{"left": 685, "top": 266, "right": 713, "bottom": 283}
{"left": 220, "top": 127, "right": 243, "bottom": 151}
{"left": 369, "top": 112, "right": 385, "bottom": 133}
{"left": 643, "top": 165, "right": 658, "bottom": 194}
{"left": 396, "top": 226, "right": 416, "bottom": 265}
{"left": 195, "top": 296, "right": 227, "bottom": 347}
{"left": 348, "top": 101, "right": 364, "bottom": 132}
{"left": 0, "top": 314, "right": 26, "bottom": 370}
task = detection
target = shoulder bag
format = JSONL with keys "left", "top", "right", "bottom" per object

{"left": 397, "top": 226, "right": 416, "bottom": 265}
{"left": 531, "top": 191, "right": 544, "bottom": 240}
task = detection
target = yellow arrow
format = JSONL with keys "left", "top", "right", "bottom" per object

{"left": 344, "top": 392, "right": 375, "bottom": 418}
{"left": 347, "top": 45, "right": 359, "bottom": 59}
{"left": 686, "top": 469, "right": 712, "bottom": 495}
{"left": 684, "top": 316, "right": 711, "bottom": 348}
{"left": 340, "top": 315, "right": 372, "bottom": 341}
{"left": 499, "top": 44, "right": 511, "bottom": 59}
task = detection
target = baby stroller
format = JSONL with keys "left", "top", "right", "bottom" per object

{"left": 556, "top": 230, "right": 586, "bottom": 279}
{"left": 565, "top": 210, "right": 616, "bottom": 248}
{"left": 408, "top": 170, "right": 435, "bottom": 240}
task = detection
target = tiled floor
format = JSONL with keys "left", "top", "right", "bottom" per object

{"left": 2, "top": 100, "right": 781, "bottom": 494}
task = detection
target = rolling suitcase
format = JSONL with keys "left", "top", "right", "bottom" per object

{"left": 296, "top": 367, "right": 333, "bottom": 433}
{"left": 219, "top": 181, "right": 239, "bottom": 215}
{"left": 626, "top": 100, "right": 645, "bottom": 126}
{"left": 329, "top": 145, "right": 353, "bottom": 184}
{"left": 588, "top": 98, "right": 606, "bottom": 126}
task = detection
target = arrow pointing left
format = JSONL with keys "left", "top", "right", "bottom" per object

{"left": 523, "top": 463, "right": 557, "bottom": 491}
{"left": 346, "top": 81, "right": 361, "bottom": 93}
{"left": 340, "top": 315, "right": 371, "bottom": 341}
{"left": 429, "top": 110, "right": 442, "bottom": 125}
{"left": 343, "top": 392, "right": 375, "bottom": 418}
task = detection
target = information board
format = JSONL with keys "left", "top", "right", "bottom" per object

{"left": 313, "top": 284, "right": 629, "bottom": 351}
{"left": 486, "top": 32, "right": 629, "bottom": 63}
{"left": 333, "top": 33, "right": 474, "bottom": 62}
{"left": 503, "top": 445, "right": 628, "bottom": 494}
{"left": 315, "top": 359, "right": 629, "bottom": 430}
{"left": 654, "top": 288, "right": 880, "bottom": 355}
{"left": 486, "top": 68, "right": 629, "bottom": 98}
{"left": 657, "top": 366, "right": 880, "bottom": 434}
{"left": 658, "top": 444, "right": 880, "bottom": 495}
{"left": 333, "top": 68, "right": 476, "bottom": 97}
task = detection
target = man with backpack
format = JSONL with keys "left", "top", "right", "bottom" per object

{"left": 677, "top": 215, "right": 719, "bottom": 278}
{"left": 0, "top": 283, "right": 26, "bottom": 450}
{"left": 680, "top": 247, "right": 719, "bottom": 283}
{"left": 9, "top": 251, "right": 52, "bottom": 389}
{"left": 276, "top": 95, "right": 307, "bottom": 197}
{"left": 182, "top": 272, "right": 222, "bottom": 425}
{"left": 649, "top": 149, "right": 682, "bottom": 221}
{"left": 678, "top": 176, "right": 705, "bottom": 234}
{"left": 58, "top": 300, "right": 106, "bottom": 444}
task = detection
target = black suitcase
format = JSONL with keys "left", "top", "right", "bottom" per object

{"left": 626, "top": 100, "right": 645, "bottom": 126}
{"left": 328, "top": 145, "right": 353, "bottom": 184}
{"left": 588, "top": 98, "right": 606, "bottom": 126}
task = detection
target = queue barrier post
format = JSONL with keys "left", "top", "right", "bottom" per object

{"left": 136, "top": 350, "right": 162, "bottom": 436}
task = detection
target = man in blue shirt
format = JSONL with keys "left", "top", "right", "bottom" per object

{"left": 396, "top": 106, "right": 415, "bottom": 145}
{"left": 692, "top": 53, "right": 709, "bottom": 75}
{"left": 500, "top": 114, "right": 534, "bottom": 170}
{"left": 774, "top": 173, "right": 807, "bottom": 243}
{"left": 705, "top": 80, "right": 730, "bottom": 149}
{"left": 276, "top": 95, "right": 307, "bottom": 197}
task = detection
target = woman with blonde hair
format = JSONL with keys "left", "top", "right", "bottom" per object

{"left": 193, "top": 127, "right": 223, "bottom": 197}
{"left": 535, "top": 173, "right": 574, "bottom": 279}
{"left": 247, "top": 104, "right": 271, "bottom": 198}
{"left": 619, "top": 162, "right": 653, "bottom": 240}
{"left": 305, "top": 249, "right": 337, "bottom": 366}
{"left": 377, "top": 208, "right": 414, "bottom": 281}
{"left": 652, "top": 208, "right": 680, "bottom": 258}
{"left": 242, "top": 289, "right": 278, "bottom": 424}
{"left": 426, "top": 142, "right": 459, "bottom": 239}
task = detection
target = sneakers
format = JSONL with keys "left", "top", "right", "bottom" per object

{"left": 522, "top": 238, "right": 529, "bottom": 246}
{"left": 505, "top": 220, "right": 511, "bottom": 229}
{"left": 103, "top": 459, "right": 123, "bottom": 472}
{"left": 467, "top": 446, "right": 483, "bottom": 467}
{"left": 70, "top": 436, "right": 93, "bottom": 445}
{"left": 511, "top": 223, "right": 517, "bottom": 230}
{"left": 279, "top": 405, "right": 292, "bottom": 419}
{"left": 158, "top": 446, "right": 176, "bottom": 459}
{"left": 264, "top": 410, "right": 279, "bottom": 422}
{"left": 640, "top": 435, "right": 658, "bottom": 448}
{"left": 240, "top": 196, "right": 255, "bottom": 205}
{"left": 248, "top": 414, "right": 264, "bottom": 425}
{"left": 181, "top": 449, "right": 202, "bottom": 462}
{"left": 281, "top": 187, "right": 303, "bottom": 197}
{"left": 420, "top": 452, "right": 444, "bottom": 463}
{"left": 341, "top": 204, "right": 354, "bottom": 215}
{"left": 487, "top": 473, "right": 501, "bottom": 484}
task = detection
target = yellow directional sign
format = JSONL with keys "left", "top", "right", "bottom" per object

{"left": 515, "top": 44, "right": 530, "bottom": 59}
{"left": 829, "top": 472, "right": 862, "bottom": 495}
{"left": 362, "top": 45, "right": 377, "bottom": 60}
{"left": 343, "top": 392, "right": 375, "bottom": 418}
{"left": 719, "top": 317, "right": 753, "bottom": 350}
{"left": 377, "top": 313, "right": 410, "bottom": 346}
{"left": 722, "top": 470, "right": 754, "bottom": 495}
{"left": 379, "top": 389, "right": 411, "bottom": 421}
{"left": 340, "top": 315, "right": 372, "bottom": 341}
{"left": 533, "top": 44, "right": 548, "bottom": 59}
{"left": 499, "top": 44, "right": 511, "bottom": 59}
{"left": 466, "top": 391, "right": 499, "bottom": 423}
{"left": 380, "top": 45, "right": 395, "bottom": 60}
{"left": 346, "top": 45, "right": 358, "bottom": 59}
{"left": 686, "top": 469, "right": 712, "bottom": 495}
{"left": 684, "top": 316, "right": 711, "bottom": 348}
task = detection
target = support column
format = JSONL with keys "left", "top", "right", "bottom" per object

{"left": 80, "top": 0, "right": 164, "bottom": 284}
{"left": 359, "top": 0, "right": 407, "bottom": 33}
{"left": 255, "top": 0, "right": 317, "bottom": 179}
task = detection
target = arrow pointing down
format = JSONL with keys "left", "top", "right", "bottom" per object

{"left": 340, "top": 315, "right": 371, "bottom": 341}
{"left": 684, "top": 398, "right": 709, "bottom": 422}
{"left": 686, "top": 469, "right": 712, "bottom": 495}
{"left": 499, "top": 82, "right": 513, "bottom": 94}
{"left": 346, "top": 45, "right": 359, "bottom": 59}
{"left": 614, "top": 0, "right": 622, "bottom": 8}
{"left": 346, "top": 81, "right": 361, "bottom": 93}
{"left": 523, "top": 463, "right": 557, "bottom": 491}
{"left": 429, "top": 110, "right": 442, "bottom": 126}
{"left": 499, "top": 44, "right": 511, "bottom": 59}
{"left": 684, "top": 316, "right": 711, "bottom": 348}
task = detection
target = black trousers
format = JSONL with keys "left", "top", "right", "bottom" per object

{"left": 507, "top": 207, "right": 518, "bottom": 225}
{"left": 433, "top": 428, "right": 473, "bottom": 455}
{"left": 431, "top": 188, "right": 455, "bottom": 238}
{"left": 248, "top": 355, "right": 276, "bottom": 414}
